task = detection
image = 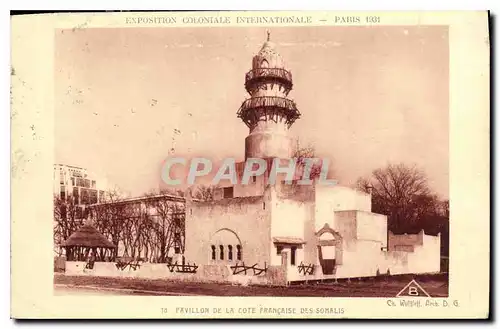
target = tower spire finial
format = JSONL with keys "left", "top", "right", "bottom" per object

{"left": 266, "top": 29, "right": 271, "bottom": 42}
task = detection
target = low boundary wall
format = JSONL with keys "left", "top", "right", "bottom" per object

{"left": 64, "top": 261, "right": 287, "bottom": 286}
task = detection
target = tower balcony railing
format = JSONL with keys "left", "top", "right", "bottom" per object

{"left": 245, "top": 68, "right": 293, "bottom": 92}
{"left": 237, "top": 96, "right": 301, "bottom": 128}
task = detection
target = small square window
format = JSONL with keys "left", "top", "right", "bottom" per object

{"left": 223, "top": 187, "right": 234, "bottom": 199}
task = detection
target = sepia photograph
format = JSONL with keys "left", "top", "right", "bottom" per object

{"left": 52, "top": 25, "right": 449, "bottom": 298}
{"left": 9, "top": 11, "right": 489, "bottom": 319}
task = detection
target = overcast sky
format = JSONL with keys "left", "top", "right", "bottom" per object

{"left": 55, "top": 26, "right": 449, "bottom": 198}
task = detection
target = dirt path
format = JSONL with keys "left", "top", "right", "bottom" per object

{"left": 54, "top": 274, "right": 448, "bottom": 297}
{"left": 54, "top": 284, "right": 196, "bottom": 296}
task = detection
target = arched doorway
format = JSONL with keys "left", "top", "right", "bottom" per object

{"left": 319, "top": 232, "right": 337, "bottom": 259}
{"left": 315, "top": 224, "right": 343, "bottom": 275}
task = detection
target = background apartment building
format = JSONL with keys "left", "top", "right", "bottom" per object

{"left": 53, "top": 164, "right": 107, "bottom": 205}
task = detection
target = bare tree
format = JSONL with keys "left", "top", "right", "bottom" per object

{"left": 90, "top": 188, "right": 130, "bottom": 260}
{"left": 129, "top": 203, "right": 147, "bottom": 260}
{"left": 159, "top": 187, "right": 185, "bottom": 197}
{"left": 143, "top": 193, "right": 185, "bottom": 263}
{"left": 53, "top": 195, "right": 84, "bottom": 257}
{"left": 57, "top": 184, "right": 191, "bottom": 263}
{"left": 191, "top": 185, "right": 215, "bottom": 201}
{"left": 437, "top": 200, "right": 449, "bottom": 218}
{"left": 120, "top": 210, "right": 137, "bottom": 259}
{"left": 82, "top": 187, "right": 188, "bottom": 262}
{"left": 292, "top": 140, "right": 324, "bottom": 181}
{"left": 357, "top": 163, "right": 435, "bottom": 233}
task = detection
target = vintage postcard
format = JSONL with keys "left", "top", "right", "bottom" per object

{"left": 10, "top": 11, "right": 489, "bottom": 319}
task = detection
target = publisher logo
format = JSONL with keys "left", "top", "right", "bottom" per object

{"left": 396, "top": 279, "right": 431, "bottom": 298}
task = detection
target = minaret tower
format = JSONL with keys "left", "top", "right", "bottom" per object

{"left": 237, "top": 32, "right": 301, "bottom": 160}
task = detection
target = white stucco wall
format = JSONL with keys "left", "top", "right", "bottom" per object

{"left": 406, "top": 233, "right": 441, "bottom": 274}
{"left": 64, "top": 261, "right": 274, "bottom": 284}
{"left": 288, "top": 238, "right": 391, "bottom": 281}
{"left": 288, "top": 231, "right": 440, "bottom": 282}
{"left": 185, "top": 196, "right": 271, "bottom": 266}
{"left": 335, "top": 239, "right": 385, "bottom": 278}
{"left": 269, "top": 196, "right": 307, "bottom": 266}
{"left": 271, "top": 198, "right": 307, "bottom": 238}
{"left": 356, "top": 211, "right": 388, "bottom": 248}
{"left": 314, "top": 185, "right": 371, "bottom": 231}
{"left": 388, "top": 230, "right": 423, "bottom": 250}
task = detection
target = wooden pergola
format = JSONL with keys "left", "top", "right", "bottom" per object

{"left": 62, "top": 224, "right": 116, "bottom": 262}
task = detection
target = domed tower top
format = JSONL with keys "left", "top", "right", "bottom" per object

{"left": 244, "top": 31, "right": 294, "bottom": 94}
{"left": 237, "top": 31, "right": 301, "bottom": 160}
{"left": 252, "top": 31, "right": 285, "bottom": 70}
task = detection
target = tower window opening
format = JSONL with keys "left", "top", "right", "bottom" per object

{"left": 228, "top": 245, "right": 233, "bottom": 261}
{"left": 236, "top": 245, "right": 242, "bottom": 261}
{"left": 252, "top": 176, "right": 257, "bottom": 183}
{"left": 211, "top": 245, "right": 216, "bottom": 260}
{"left": 276, "top": 245, "right": 283, "bottom": 255}
{"left": 219, "top": 245, "right": 224, "bottom": 260}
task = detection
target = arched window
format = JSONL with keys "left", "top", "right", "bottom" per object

{"left": 260, "top": 59, "right": 269, "bottom": 68}
{"left": 211, "top": 245, "right": 216, "bottom": 260}
{"left": 219, "top": 245, "right": 224, "bottom": 260}
{"left": 236, "top": 245, "right": 242, "bottom": 261}
{"left": 210, "top": 228, "right": 242, "bottom": 261}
